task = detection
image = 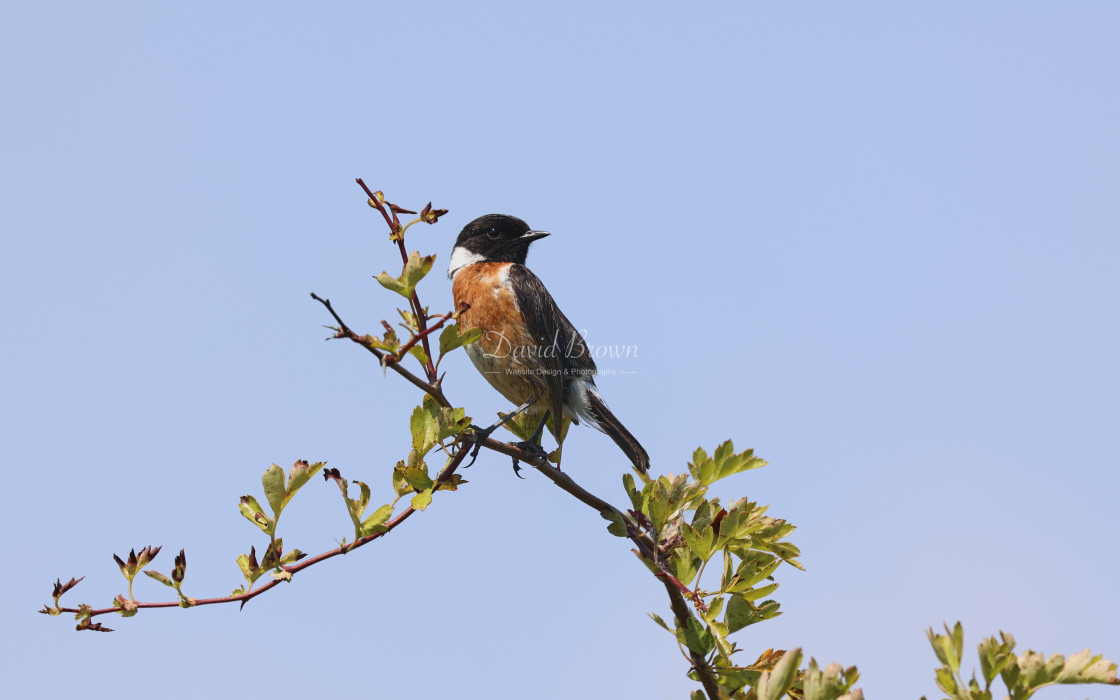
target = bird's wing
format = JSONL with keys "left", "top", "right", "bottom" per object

{"left": 508, "top": 265, "right": 597, "bottom": 426}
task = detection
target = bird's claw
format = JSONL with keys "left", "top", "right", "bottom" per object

{"left": 463, "top": 424, "right": 495, "bottom": 469}
{"left": 513, "top": 440, "right": 550, "bottom": 462}
{"left": 509, "top": 440, "right": 549, "bottom": 478}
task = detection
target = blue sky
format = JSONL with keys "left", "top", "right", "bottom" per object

{"left": 3, "top": 2, "right": 1118, "bottom": 698}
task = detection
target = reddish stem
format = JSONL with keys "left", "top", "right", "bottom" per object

{"left": 56, "top": 437, "right": 473, "bottom": 620}
{"left": 354, "top": 179, "right": 439, "bottom": 381}
{"left": 389, "top": 310, "right": 454, "bottom": 365}
{"left": 355, "top": 178, "right": 396, "bottom": 232}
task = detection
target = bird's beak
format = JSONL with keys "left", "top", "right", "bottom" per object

{"left": 522, "top": 230, "right": 550, "bottom": 241}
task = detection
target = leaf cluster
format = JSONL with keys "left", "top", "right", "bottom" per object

{"left": 324, "top": 393, "right": 471, "bottom": 547}
{"left": 235, "top": 460, "right": 323, "bottom": 589}
{"left": 623, "top": 441, "right": 815, "bottom": 697}
{"left": 925, "top": 622, "right": 1119, "bottom": 700}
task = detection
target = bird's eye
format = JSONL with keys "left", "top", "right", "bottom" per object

{"left": 487, "top": 228, "right": 500, "bottom": 239}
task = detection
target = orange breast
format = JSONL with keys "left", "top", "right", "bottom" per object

{"left": 452, "top": 263, "right": 548, "bottom": 410}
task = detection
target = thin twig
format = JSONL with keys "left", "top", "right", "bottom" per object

{"left": 355, "top": 178, "right": 397, "bottom": 233}
{"left": 390, "top": 310, "right": 454, "bottom": 365}
{"left": 309, "top": 293, "right": 451, "bottom": 408}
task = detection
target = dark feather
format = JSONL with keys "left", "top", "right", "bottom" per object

{"left": 587, "top": 391, "right": 650, "bottom": 473}
{"left": 509, "top": 265, "right": 649, "bottom": 473}
{"left": 508, "top": 265, "right": 585, "bottom": 427}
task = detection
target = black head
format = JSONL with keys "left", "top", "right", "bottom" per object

{"left": 448, "top": 214, "right": 550, "bottom": 276}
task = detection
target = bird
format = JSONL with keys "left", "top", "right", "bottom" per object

{"left": 448, "top": 213, "right": 649, "bottom": 473}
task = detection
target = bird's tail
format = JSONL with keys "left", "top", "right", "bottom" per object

{"left": 585, "top": 389, "right": 650, "bottom": 473}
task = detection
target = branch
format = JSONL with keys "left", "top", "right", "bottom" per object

{"left": 355, "top": 178, "right": 440, "bottom": 380}
{"left": 309, "top": 293, "right": 451, "bottom": 409}
{"left": 475, "top": 437, "right": 721, "bottom": 697}
{"left": 355, "top": 177, "right": 397, "bottom": 234}
{"left": 663, "top": 576, "right": 724, "bottom": 700}
{"left": 390, "top": 309, "right": 454, "bottom": 366}
{"left": 51, "top": 436, "right": 475, "bottom": 621}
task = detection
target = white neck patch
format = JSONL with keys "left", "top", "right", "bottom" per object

{"left": 448, "top": 246, "right": 485, "bottom": 278}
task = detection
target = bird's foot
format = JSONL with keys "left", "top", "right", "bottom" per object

{"left": 512, "top": 440, "right": 549, "bottom": 461}
{"left": 462, "top": 399, "right": 538, "bottom": 470}
{"left": 463, "top": 423, "right": 497, "bottom": 469}
{"left": 509, "top": 440, "right": 550, "bottom": 478}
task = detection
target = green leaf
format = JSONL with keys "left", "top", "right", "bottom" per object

{"left": 688, "top": 447, "right": 709, "bottom": 480}
{"left": 143, "top": 570, "right": 175, "bottom": 588}
{"left": 675, "top": 616, "right": 714, "bottom": 656}
{"left": 1054, "top": 648, "right": 1118, "bottom": 684}
{"left": 236, "top": 548, "right": 261, "bottom": 584}
{"left": 670, "top": 550, "right": 703, "bottom": 587}
{"left": 1001, "top": 646, "right": 1120, "bottom": 695}
{"left": 432, "top": 399, "right": 470, "bottom": 441}
{"left": 729, "top": 555, "right": 782, "bottom": 591}
{"left": 757, "top": 647, "right": 801, "bottom": 700}
{"left": 735, "top": 582, "right": 779, "bottom": 601}
{"left": 647, "top": 612, "right": 672, "bottom": 632}
{"left": 646, "top": 480, "right": 670, "bottom": 533}
{"left": 621, "top": 472, "right": 642, "bottom": 513}
{"left": 978, "top": 631, "right": 1017, "bottom": 687}
{"left": 601, "top": 509, "right": 629, "bottom": 537}
{"left": 713, "top": 440, "right": 768, "bottom": 479}
{"left": 408, "top": 345, "right": 429, "bottom": 369}
{"left": 724, "top": 594, "right": 781, "bottom": 634}
{"left": 239, "top": 495, "right": 273, "bottom": 533}
{"left": 350, "top": 480, "right": 372, "bottom": 521}
{"left": 929, "top": 623, "right": 962, "bottom": 675}
{"left": 397, "top": 307, "right": 419, "bottom": 332}
{"left": 950, "top": 621, "right": 964, "bottom": 671}
{"left": 279, "top": 549, "right": 304, "bottom": 565}
{"left": 409, "top": 396, "right": 470, "bottom": 456}
{"left": 438, "top": 323, "right": 481, "bottom": 357}
{"left": 688, "top": 440, "right": 767, "bottom": 485}
{"left": 375, "top": 251, "right": 436, "bottom": 298}
{"left": 365, "top": 327, "right": 400, "bottom": 353}
{"left": 391, "top": 461, "right": 411, "bottom": 496}
{"left": 496, "top": 409, "right": 543, "bottom": 441}
{"left": 402, "top": 466, "right": 434, "bottom": 492}
{"left": 681, "top": 523, "right": 714, "bottom": 560}
{"left": 801, "top": 658, "right": 861, "bottom": 700}
{"left": 725, "top": 592, "right": 754, "bottom": 634}
{"left": 934, "top": 666, "right": 959, "bottom": 697}
{"left": 261, "top": 464, "right": 285, "bottom": 516}
{"left": 704, "top": 596, "right": 725, "bottom": 623}
{"left": 282, "top": 460, "right": 324, "bottom": 510}
{"left": 411, "top": 489, "right": 433, "bottom": 511}
{"left": 410, "top": 404, "right": 440, "bottom": 453}
{"left": 691, "top": 499, "right": 714, "bottom": 530}
{"left": 434, "top": 472, "right": 466, "bottom": 492}
{"left": 1000, "top": 653, "right": 1022, "bottom": 691}
{"left": 359, "top": 504, "right": 394, "bottom": 537}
